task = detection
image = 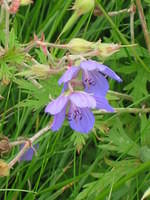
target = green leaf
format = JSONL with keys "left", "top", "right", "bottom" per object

{"left": 124, "top": 66, "right": 149, "bottom": 100}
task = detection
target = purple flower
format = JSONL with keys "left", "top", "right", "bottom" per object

{"left": 19, "top": 144, "right": 38, "bottom": 161}
{"left": 45, "top": 91, "right": 96, "bottom": 133}
{"left": 45, "top": 91, "right": 115, "bottom": 133}
{"left": 58, "top": 60, "right": 122, "bottom": 97}
{"left": 94, "top": 95, "right": 114, "bottom": 112}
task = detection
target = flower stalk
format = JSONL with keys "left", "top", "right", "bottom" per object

{"left": 4, "top": 1, "right": 10, "bottom": 50}
{"left": 136, "top": 0, "right": 150, "bottom": 52}
{"left": 8, "top": 124, "right": 51, "bottom": 168}
{"left": 94, "top": 107, "right": 150, "bottom": 114}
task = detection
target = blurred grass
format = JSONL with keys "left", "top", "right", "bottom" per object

{"left": 0, "top": 0, "right": 150, "bottom": 200}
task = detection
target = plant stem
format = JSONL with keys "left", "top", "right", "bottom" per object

{"left": 136, "top": 0, "right": 150, "bottom": 52}
{"left": 94, "top": 4, "right": 135, "bottom": 17}
{"left": 8, "top": 124, "right": 51, "bottom": 168}
{"left": 0, "top": 4, "right": 4, "bottom": 24}
{"left": 10, "top": 140, "right": 27, "bottom": 147}
{"left": 130, "top": 2, "right": 136, "bottom": 44}
{"left": 94, "top": 107, "right": 150, "bottom": 114}
{"left": 108, "top": 90, "right": 133, "bottom": 101}
{"left": 5, "top": 7, "right": 9, "bottom": 50}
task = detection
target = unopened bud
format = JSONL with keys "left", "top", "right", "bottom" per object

{"left": 20, "top": 0, "right": 33, "bottom": 6}
{"left": 0, "top": 136, "right": 11, "bottom": 155}
{"left": 9, "top": 0, "right": 20, "bottom": 14}
{"left": 0, "top": 0, "right": 3, "bottom": 5}
{"left": 2, "top": 77, "right": 10, "bottom": 85}
{"left": 73, "top": 0, "right": 95, "bottom": 15}
{"left": 68, "top": 38, "right": 94, "bottom": 54}
{"left": 97, "top": 43, "right": 120, "bottom": 59}
{"left": 31, "top": 64, "right": 50, "bottom": 79}
{"left": 0, "top": 160, "right": 9, "bottom": 176}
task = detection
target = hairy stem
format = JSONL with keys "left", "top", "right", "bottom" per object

{"left": 8, "top": 124, "right": 51, "bottom": 168}
{"left": 108, "top": 90, "right": 133, "bottom": 101}
{"left": 130, "top": 2, "right": 136, "bottom": 44}
{"left": 5, "top": 7, "right": 9, "bottom": 50}
{"left": 94, "top": 107, "right": 150, "bottom": 114}
{"left": 0, "top": 4, "right": 4, "bottom": 24}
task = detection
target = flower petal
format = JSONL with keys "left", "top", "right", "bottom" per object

{"left": 92, "top": 60, "right": 122, "bottom": 82}
{"left": 45, "top": 94, "right": 68, "bottom": 115}
{"left": 68, "top": 105, "right": 95, "bottom": 133}
{"left": 94, "top": 96, "right": 114, "bottom": 112}
{"left": 69, "top": 91, "right": 96, "bottom": 109}
{"left": 80, "top": 60, "right": 97, "bottom": 71}
{"left": 19, "top": 144, "right": 39, "bottom": 161}
{"left": 82, "top": 70, "right": 109, "bottom": 97}
{"left": 58, "top": 66, "right": 80, "bottom": 85}
{"left": 51, "top": 106, "right": 66, "bottom": 131}
{"left": 62, "top": 82, "right": 68, "bottom": 93}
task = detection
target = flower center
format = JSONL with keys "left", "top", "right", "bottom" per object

{"left": 84, "top": 78, "right": 96, "bottom": 86}
{"left": 67, "top": 108, "right": 82, "bottom": 122}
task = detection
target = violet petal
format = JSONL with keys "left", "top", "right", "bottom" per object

{"left": 82, "top": 70, "right": 109, "bottom": 97}
{"left": 51, "top": 106, "right": 66, "bottom": 131}
{"left": 69, "top": 91, "right": 96, "bottom": 109}
{"left": 58, "top": 66, "right": 80, "bottom": 85}
{"left": 68, "top": 105, "right": 95, "bottom": 133}
{"left": 45, "top": 94, "right": 68, "bottom": 115}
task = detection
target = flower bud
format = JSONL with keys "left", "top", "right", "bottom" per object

{"left": 0, "top": 0, "right": 3, "bottom": 5}
{"left": 0, "top": 136, "right": 11, "bottom": 155}
{"left": 20, "top": 0, "right": 33, "bottom": 6}
{"left": 73, "top": 0, "right": 95, "bottom": 15}
{"left": 0, "top": 160, "right": 9, "bottom": 176}
{"left": 2, "top": 77, "right": 10, "bottom": 85}
{"left": 97, "top": 43, "right": 120, "bottom": 59}
{"left": 9, "top": 0, "right": 20, "bottom": 14}
{"left": 31, "top": 64, "right": 50, "bottom": 79}
{"left": 68, "top": 38, "right": 94, "bottom": 54}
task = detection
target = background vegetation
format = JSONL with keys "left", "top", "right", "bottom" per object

{"left": 0, "top": 0, "right": 150, "bottom": 199}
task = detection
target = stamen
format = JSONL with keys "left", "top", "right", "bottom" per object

{"left": 84, "top": 78, "right": 96, "bottom": 86}
{"left": 67, "top": 108, "right": 83, "bottom": 122}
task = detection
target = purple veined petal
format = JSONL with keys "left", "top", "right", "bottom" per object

{"left": 93, "top": 61, "right": 122, "bottom": 82}
{"left": 94, "top": 96, "right": 114, "bottom": 112}
{"left": 45, "top": 94, "right": 69, "bottom": 115}
{"left": 82, "top": 70, "right": 109, "bottom": 97}
{"left": 58, "top": 66, "right": 80, "bottom": 85}
{"left": 51, "top": 105, "right": 66, "bottom": 131}
{"left": 19, "top": 144, "right": 39, "bottom": 161}
{"left": 69, "top": 91, "right": 96, "bottom": 109}
{"left": 68, "top": 104, "right": 95, "bottom": 133}
{"left": 80, "top": 60, "right": 98, "bottom": 71}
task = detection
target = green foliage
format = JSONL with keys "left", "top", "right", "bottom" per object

{"left": 0, "top": 0, "right": 150, "bottom": 200}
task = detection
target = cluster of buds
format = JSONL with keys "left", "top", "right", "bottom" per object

{"left": 30, "top": 64, "right": 51, "bottom": 79}
{"left": 67, "top": 38, "right": 121, "bottom": 59}
{"left": 67, "top": 38, "right": 95, "bottom": 54}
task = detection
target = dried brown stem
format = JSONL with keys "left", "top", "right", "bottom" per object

{"left": 94, "top": 4, "right": 134, "bottom": 17}
{"left": 130, "top": 3, "right": 136, "bottom": 44}
{"left": 136, "top": 0, "right": 150, "bottom": 52}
